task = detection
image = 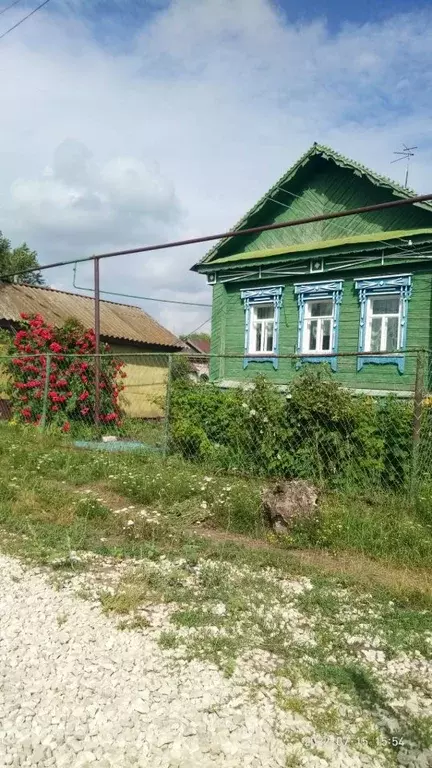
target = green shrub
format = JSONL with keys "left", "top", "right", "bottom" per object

{"left": 377, "top": 396, "right": 412, "bottom": 488}
{"left": 169, "top": 366, "right": 414, "bottom": 491}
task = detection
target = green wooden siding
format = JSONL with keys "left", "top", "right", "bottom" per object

{"left": 208, "top": 161, "right": 432, "bottom": 263}
{"left": 210, "top": 266, "right": 432, "bottom": 392}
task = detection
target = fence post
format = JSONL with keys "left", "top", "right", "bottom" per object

{"left": 40, "top": 353, "right": 51, "bottom": 432}
{"left": 163, "top": 354, "right": 173, "bottom": 458}
{"left": 411, "top": 350, "right": 425, "bottom": 499}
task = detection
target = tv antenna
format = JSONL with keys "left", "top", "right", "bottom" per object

{"left": 391, "top": 144, "right": 417, "bottom": 189}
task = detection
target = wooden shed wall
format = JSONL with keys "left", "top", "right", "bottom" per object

{"left": 111, "top": 344, "right": 169, "bottom": 419}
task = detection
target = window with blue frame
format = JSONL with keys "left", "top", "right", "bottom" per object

{"left": 240, "top": 286, "right": 283, "bottom": 369}
{"left": 294, "top": 280, "right": 344, "bottom": 372}
{"left": 354, "top": 274, "right": 412, "bottom": 373}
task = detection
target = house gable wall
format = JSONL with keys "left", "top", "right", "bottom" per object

{"left": 203, "top": 156, "right": 432, "bottom": 265}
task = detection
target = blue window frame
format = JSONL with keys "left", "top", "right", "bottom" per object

{"left": 294, "top": 280, "right": 344, "bottom": 372}
{"left": 354, "top": 274, "right": 412, "bottom": 373}
{"left": 240, "top": 286, "right": 283, "bottom": 369}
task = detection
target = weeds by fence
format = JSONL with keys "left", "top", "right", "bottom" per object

{"left": 1, "top": 348, "right": 432, "bottom": 502}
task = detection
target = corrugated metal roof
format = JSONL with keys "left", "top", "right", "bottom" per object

{"left": 0, "top": 284, "right": 182, "bottom": 349}
{"left": 209, "top": 228, "right": 432, "bottom": 266}
{"left": 195, "top": 143, "right": 432, "bottom": 269}
{"left": 184, "top": 337, "right": 211, "bottom": 354}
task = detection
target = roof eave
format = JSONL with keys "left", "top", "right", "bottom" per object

{"left": 196, "top": 233, "right": 432, "bottom": 273}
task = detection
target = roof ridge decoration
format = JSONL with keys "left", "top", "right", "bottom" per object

{"left": 196, "top": 142, "right": 432, "bottom": 268}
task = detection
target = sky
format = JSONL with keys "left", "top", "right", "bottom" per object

{"left": 0, "top": 0, "right": 431, "bottom": 336}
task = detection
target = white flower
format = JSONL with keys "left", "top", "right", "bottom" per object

{"left": 241, "top": 402, "right": 248, "bottom": 409}
{"left": 126, "top": 520, "right": 135, "bottom": 526}
{"left": 249, "top": 409, "right": 256, "bottom": 416}
{"left": 200, "top": 501, "right": 208, "bottom": 509}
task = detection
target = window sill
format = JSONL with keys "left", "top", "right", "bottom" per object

{"left": 296, "top": 355, "right": 337, "bottom": 372}
{"left": 357, "top": 354, "right": 405, "bottom": 374}
{"left": 243, "top": 355, "right": 279, "bottom": 370}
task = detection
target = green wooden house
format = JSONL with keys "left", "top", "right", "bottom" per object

{"left": 192, "top": 143, "right": 432, "bottom": 395}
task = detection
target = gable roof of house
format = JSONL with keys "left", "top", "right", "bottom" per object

{"left": 194, "top": 143, "right": 432, "bottom": 270}
{"left": 0, "top": 283, "right": 183, "bottom": 349}
{"left": 183, "top": 336, "right": 211, "bottom": 354}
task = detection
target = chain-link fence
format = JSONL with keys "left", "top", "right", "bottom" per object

{"left": 1, "top": 348, "right": 432, "bottom": 499}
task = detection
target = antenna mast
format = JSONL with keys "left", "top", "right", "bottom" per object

{"left": 391, "top": 144, "right": 417, "bottom": 188}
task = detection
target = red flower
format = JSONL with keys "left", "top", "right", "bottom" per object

{"left": 20, "top": 313, "right": 29, "bottom": 320}
{"left": 49, "top": 342, "right": 62, "bottom": 353}
{"left": 80, "top": 407, "right": 90, "bottom": 416}
{"left": 62, "top": 422, "right": 71, "bottom": 433}
{"left": 56, "top": 379, "right": 68, "bottom": 388}
{"left": 104, "top": 412, "right": 117, "bottom": 422}
{"left": 15, "top": 331, "right": 27, "bottom": 342}
{"left": 51, "top": 405, "right": 59, "bottom": 412}
{"left": 21, "top": 408, "right": 31, "bottom": 418}
{"left": 78, "top": 391, "right": 89, "bottom": 402}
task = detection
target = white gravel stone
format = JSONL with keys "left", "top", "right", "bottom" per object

{"left": 0, "top": 555, "right": 288, "bottom": 767}
{"left": 0, "top": 552, "right": 429, "bottom": 768}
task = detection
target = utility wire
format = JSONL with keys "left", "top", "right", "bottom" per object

{"left": 78, "top": 286, "right": 211, "bottom": 309}
{"left": 0, "top": 0, "right": 24, "bottom": 16}
{"left": 183, "top": 316, "right": 211, "bottom": 338}
{"left": 0, "top": 0, "right": 51, "bottom": 41}
{"left": 72, "top": 264, "right": 211, "bottom": 308}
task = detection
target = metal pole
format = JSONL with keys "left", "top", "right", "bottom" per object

{"left": 411, "top": 350, "right": 425, "bottom": 498}
{"left": 163, "top": 354, "right": 173, "bottom": 459}
{"left": 39, "top": 353, "right": 51, "bottom": 432}
{"left": 2, "top": 193, "right": 432, "bottom": 282}
{"left": 94, "top": 257, "right": 101, "bottom": 427}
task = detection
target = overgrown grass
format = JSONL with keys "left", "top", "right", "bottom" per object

{"left": 311, "top": 491, "right": 432, "bottom": 568}
{"left": 1, "top": 423, "right": 432, "bottom": 576}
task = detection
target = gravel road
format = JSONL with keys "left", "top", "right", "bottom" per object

{"left": 0, "top": 554, "right": 287, "bottom": 768}
{"left": 1, "top": 552, "right": 430, "bottom": 768}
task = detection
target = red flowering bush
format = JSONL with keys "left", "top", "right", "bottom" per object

{"left": 7, "top": 313, "right": 126, "bottom": 430}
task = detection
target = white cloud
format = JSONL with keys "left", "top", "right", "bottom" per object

{"left": 10, "top": 139, "right": 181, "bottom": 244}
{"left": 1, "top": 0, "right": 432, "bottom": 334}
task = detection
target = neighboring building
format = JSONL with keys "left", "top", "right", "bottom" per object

{"left": 192, "top": 143, "right": 432, "bottom": 395}
{"left": 0, "top": 283, "right": 183, "bottom": 417}
{"left": 182, "top": 336, "right": 210, "bottom": 380}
